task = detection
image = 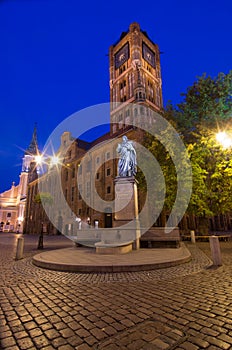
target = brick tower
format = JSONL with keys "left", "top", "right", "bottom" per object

{"left": 109, "top": 22, "right": 163, "bottom": 135}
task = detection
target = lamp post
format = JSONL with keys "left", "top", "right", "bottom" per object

{"left": 37, "top": 221, "right": 44, "bottom": 249}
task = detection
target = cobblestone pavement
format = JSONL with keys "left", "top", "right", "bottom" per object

{"left": 1, "top": 233, "right": 232, "bottom": 349}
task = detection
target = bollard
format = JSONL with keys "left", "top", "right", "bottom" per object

{"left": 209, "top": 236, "right": 222, "bottom": 266}
{"left": 16, "top": 237, "right": 24, "bottom": 260}
{"left": 190, "top": 230, "right": 195, "bottom": 244}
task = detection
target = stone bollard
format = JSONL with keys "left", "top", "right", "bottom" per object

{"left": 16, "top": 237, "right": 24, "bottom": 260}
{"left": 209, "top": 236, "right": 222, "bottom": 266}
{"left": 190, "top": 230, "right": 196, "bottom": 244}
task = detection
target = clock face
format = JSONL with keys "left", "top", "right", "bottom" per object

{"left": 115, "top": 43, "right": 130, "bottom": 69}
{"left": 142, "top": 42, "right": 155, "bottom": 68}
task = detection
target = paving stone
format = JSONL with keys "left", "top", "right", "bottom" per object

{"left": 51, "top": 337, "right": 67, "bottom": 347}
{"left": 1, "top": 336, "right": 17, "bottom": 348}
{"left": 89, "top": 327, "right": 106, "bottom": 340}
{"left": 24, "top": 321, "right": 38, "bottom": 330}
{"left": 67, "top": 335, "right": 83, "bottom": 347}
{"left": 218, "top": 333, "right": 232, "bottom": 344}
{"left": 59, "top": 327, "right": 76, "bottom": 338}
{"left": 33, "top": 335, "right": 50, "bottom": 349}
{"left": 14, "top": 330, "right": 29, "bottom": 339}
{"left": 16, "top": 337, "right": 35, "bottom": 350}
{"left": 44, "top": 328, "right": 60, "bottom": 340}
{"left": 75, "top": 344, "right": 93, "bottom": 350}
{"left": 188, "top": 336, "right": 210, "bottom": 348}
{"left": 2, "top": 235, "right": 232, "bottom": 350}
{"left": 204, "top": 336, "right": 231, "bottom": 349}
{"left": 28, "top": 327, "right": 43, "bottom": 338}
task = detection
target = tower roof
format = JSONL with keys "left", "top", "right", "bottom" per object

{"left": 25, "top": 124, "right": 38, "bottom": 155}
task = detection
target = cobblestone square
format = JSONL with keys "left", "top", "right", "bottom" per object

{"left": 1, "top": 233, "right": 232, "bottom": 349}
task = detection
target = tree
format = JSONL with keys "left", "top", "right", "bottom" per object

{"left": 34, "top": 192, "right": 53, "bottom": 206}
{"left": 141, "top": 71, "right": 232, "bottom": 232}
{"left": 170, "top": 71, "right": 232, "bottom": 232}
{"left": 168, "top": 71, "right": 232, "bottom": 139}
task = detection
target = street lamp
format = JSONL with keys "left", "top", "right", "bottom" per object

{"left": 37, "top": 221, "right": 44, "bottom": 249}
{"left": 216, "top": 131, "right": 232, "bottom": 149}
{"left": 35, "top": 152, "right": 62, "bottom": 173}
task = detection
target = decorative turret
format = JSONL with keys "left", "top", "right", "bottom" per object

{"left": 22, "top": 124, "right": 39, "bottom": 173}
{"left": 25, "top": 124, "right": 38, "bottom": 156}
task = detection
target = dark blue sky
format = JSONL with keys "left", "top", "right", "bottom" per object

{"left": 0, "top": 0, "right": 231, "bottom": 192}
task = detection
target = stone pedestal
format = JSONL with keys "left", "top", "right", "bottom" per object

{"left": 113, "top": 176, "right": 140, "bottom": 250}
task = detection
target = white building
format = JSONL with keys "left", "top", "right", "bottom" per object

{"left": 0, "top": 126, "right": 39, "bottom": 232}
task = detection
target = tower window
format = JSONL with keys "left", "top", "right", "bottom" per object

{"left": 120, "top": 80, "right": 126, "bottom": 89}
{"left": 78, "top": 185, "right": 82, "bottom": 200}
{"left": 119, "top": 65, "right": 126, "bottom": 75}
{"left": 107, "top": 186, "right": 111, "bottom": 194}
{"left": 96, "top": 172, "right": 100, "bottom": 180}
{"left": 71, "top": 187, "right": 75, "bottom": 202}
{"left": 106, "top": 168, "right": 111, "bottom": 176}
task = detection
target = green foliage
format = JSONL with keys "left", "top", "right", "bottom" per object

{"left": 168, "top": 71, "right": 232, "bottom": 138}
{"left": 34, "top": 192, "right": 53, "bottom": 206}
{"left": 142, "top": 71, "right": 232, "bottom": 225}
{"left": 187, "top": 136, "right": 232, "bottom": 217}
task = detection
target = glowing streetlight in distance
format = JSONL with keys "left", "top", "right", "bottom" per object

{"left": 216, "top": 131, "right": 232, "bottom": 149}
{"left": 35, "top": 154, "right": 43, "bottom": 165}
{"left": 50, "top": 155, "right": 60, "bottom": 166}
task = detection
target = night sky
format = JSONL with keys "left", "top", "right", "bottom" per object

{"left": 0, "top": 0, "right": 231, "bottom": 192}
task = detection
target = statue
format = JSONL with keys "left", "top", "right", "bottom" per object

{"left": 117, "top": 136, "right": 137, "bottom": 177}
